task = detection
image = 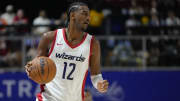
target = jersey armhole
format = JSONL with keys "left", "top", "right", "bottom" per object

{"left": 48, "top": 30, "right": 58, "bottom": 57}
{"left": 88, "top": 35, "right": 94, "bottom": 67}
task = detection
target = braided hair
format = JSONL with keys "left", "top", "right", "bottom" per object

{"left": 65, "top": 2, "right": 88, "bottom": 27}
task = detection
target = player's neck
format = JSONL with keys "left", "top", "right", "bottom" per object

{"left": 66, "top": 26, "right": 84, "bottom": 42}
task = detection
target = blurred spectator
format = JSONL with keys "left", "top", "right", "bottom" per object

{"left": 165, "top": 11, "right": 180, "bottom": 35}
{"left": 26, "top": 39, "right": 39, "bottom": 62}
{"left": 5, "top": 49, "right": 22, "bottom": 67}
{"left": 0, "top": 40, "right": 8, "bottom": 56}
{"left": 13, "top": 9, "right": 28, "bottom": 25}
{"left": 89, "top": 8, "right": 104, "bottom": 27}
{"left": 27, "top": 47, "right": 37, "bottom": 60}
{"left": 112, "top": 40, "right": 137, "bottom": 66}
{"left": 175, "top": 40, "right": 180, "bottom": 65}
{"left": 32, "top": 10, "right": 50, "bottom": 35}
{"left": 84, "top": 89, "right": 93, "bottom": 101}
{"left": 125, "top": 15, "right": 140, "bottom": 27}
{"left": 159, "top": 39, "right": 177, "bottom": 66}
{"left": 0, "top": 13, "right": 8, "bottom": 34}
{"left": 149, "top": 14, "right": 160, "bottom": 26}
{"left": 128, "top": 0, "right": 137, "bottom": 16}
{"left": 54, "top": 12, "right": 67, "bottom": 27}
{"left": 125, "top": 15, "right": 140, "bottom": 35}
{"left": 13, "top": 9, "right": 28, "bottom": 34}
{"left": 141, "top": 16, "right": 149, "bottom": 26}
{"left": 1, "top": 5, "right": 15, "bottom": 25}
{"left": 102, "top": 8, "right": 112, "bottom": 35}
{"left": 0, "top": 40, "right": 8, "bottom": 67}
{"left": 128, "top": 0, "right": 144, "bottom": 16}
{"left": 88, "top": 2, "right": 104, "bottom": 35}
{"left": 147, "top": 46, "right": 160, "bottom": 66}
{"left": 149, "top": 14, "right": 160, "bottom": 35}
{"left": 0, "top": 40, "right": 22, "bottom": 67}
{"left": 104, "top": 38, "right": 115, "bottom": 66}
{"left": 150, "top": 0, "right": 158, "bottom": 15}
{"left": 0, "top": 5, "right": 15, "bottom": 35}
{"left": 166, "top": 11, "right": 180, "bottom": 26}
{"left": 5, "top": 41, "right": 22, "bottom": 67}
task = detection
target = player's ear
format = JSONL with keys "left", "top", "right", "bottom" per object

{"left": 70, "top": 12, "right": 76, "bottom": 20}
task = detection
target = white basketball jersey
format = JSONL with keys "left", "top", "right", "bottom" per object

{"left": 36, "top": 28, "right": 93, "bottom": 101}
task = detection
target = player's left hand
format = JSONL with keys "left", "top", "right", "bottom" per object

{"left": 97, "top": 80, "right": 109, "bottom": 93}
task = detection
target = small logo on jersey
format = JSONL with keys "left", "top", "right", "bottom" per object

{"left": 57, "top": 43, "right": 63, "bottom": 46}
{"left": 56, "top": 52, "right": 86, "bottom": 62}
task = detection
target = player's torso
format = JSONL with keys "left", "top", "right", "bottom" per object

{"left": 42, "top": 28, "right": 92, "bottom": 101}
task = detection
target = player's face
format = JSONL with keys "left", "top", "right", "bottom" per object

{"left": 74, "top": 6, "right": 90, "bottom": 31}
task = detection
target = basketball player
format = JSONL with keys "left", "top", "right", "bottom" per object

{"left": 25, "top": 2, "right": 109, "bottom": 101}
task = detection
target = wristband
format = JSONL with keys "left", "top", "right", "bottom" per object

{"left": 90, "top": 74, "right": 103, "bottom": 89}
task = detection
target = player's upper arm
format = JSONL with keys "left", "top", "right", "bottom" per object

{"left": 89, "top": 37, "right": 101, "bottom": 75}
{"left": 37, "top": 31, "right": 56, "bottom": 57}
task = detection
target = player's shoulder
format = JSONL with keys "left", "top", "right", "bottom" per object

{"left": 92, "top": 37, "right": 100, "bottom": 47}
{"left": 43, "top": 28, "right": 65, "bottom": 38}
{"left": 43, "top": 31, "right": 55, "bottom": 38}
{"left": 85, "top": 32, "right": 99, "bottom": 45}
{"left": 41, "top": 30, "right": 59, "bottom": 42}
{"left": 89, "top": 35, "right": 100, "bottom": 55}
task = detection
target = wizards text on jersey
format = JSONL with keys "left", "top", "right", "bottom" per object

{"left": 56, "top": 52, "right": 86, "bottom": 62}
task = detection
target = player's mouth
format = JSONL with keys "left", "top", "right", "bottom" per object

{"left": 83, "top": 22, "right": 89, "bottom": 25}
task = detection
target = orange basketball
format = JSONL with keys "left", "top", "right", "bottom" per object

{"left": 30, "top": 56, "right": 56, "bottom": 84}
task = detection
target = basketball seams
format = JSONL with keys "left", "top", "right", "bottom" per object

{"left": 45, "top": 58, "right": 50, "bottom": 83}
{"left": 36, "top": 57, "right": 44, "bottom": 84}
{"left": 31, "top": 58, "right": 41, "bottom": 83}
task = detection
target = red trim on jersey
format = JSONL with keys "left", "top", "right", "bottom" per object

{"left": 48, "top": 30, "right": 58, "bottom": 57}
{"left": 36, "top": 31, "right": 58, "bottom": 101}
{"left": 88, "top": 36, "right": 94, "bottom": 66}
{"left": 62, "top": 28, "right": 88, "bottom": 49}
{"left": 40, "top": 84, "right": 45, "bottom": 93}
{"left": 36, "top": 84, "right": 45, "bottom": 101}
{"left": 37, "top": 93, "right": 43, "bottom": 101}
{"left": 82, "top": 70, "right": 88, "bottom": 101}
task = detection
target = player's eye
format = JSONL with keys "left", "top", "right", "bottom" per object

{"left": 82, "top": 12, "right": 89, "bottom": 16}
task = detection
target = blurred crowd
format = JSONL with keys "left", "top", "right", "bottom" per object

{"left": 1, "top": 0, "right": 180, "bottom": 35}
{"left": 0, "top": 4, "right": 67, "bottom": 36}
{"left": 1, "top": 0, "right": 180, "bottom": 68}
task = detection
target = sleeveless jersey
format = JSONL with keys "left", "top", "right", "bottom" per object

{"left": 36, "top": 28, "right": 94, "bottom": 101}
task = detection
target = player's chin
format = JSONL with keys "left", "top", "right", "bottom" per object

{"left": 82, "top": 26, "right": 88, "bottom": 31}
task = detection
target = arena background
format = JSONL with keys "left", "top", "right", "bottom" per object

{"left": 1, "top": 0, "right": 180, "bottom": 101}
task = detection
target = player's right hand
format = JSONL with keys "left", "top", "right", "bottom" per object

{"left": 25, "top": 61, "right": 33, "bottom": 78}
{"left": 97, "top": 80, "right": 109, "bottom": 93}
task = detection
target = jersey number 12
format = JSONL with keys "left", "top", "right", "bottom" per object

{"left": 62, "top": 62, "right": 76, "bottom": 80}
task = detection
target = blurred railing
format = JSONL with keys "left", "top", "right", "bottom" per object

{"left": 1, "top": 25, "right": 180, "bottom": 71}
{"left": 1, "top": 35, "right": 180, "bottom": 70}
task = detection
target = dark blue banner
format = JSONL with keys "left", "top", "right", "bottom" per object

{"left": 0, "top": 71, "right": 180, "bottom": 101}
